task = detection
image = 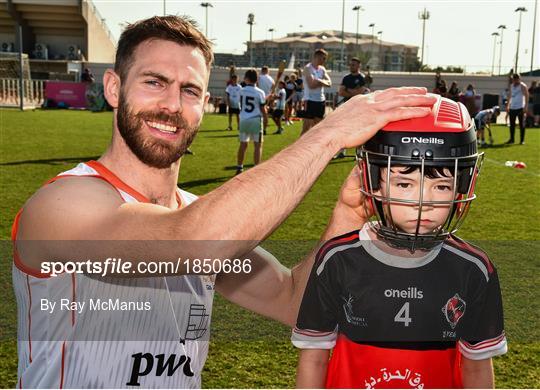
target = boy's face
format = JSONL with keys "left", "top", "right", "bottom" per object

{"left": 376, "top": 167, "right": 455, "bottom": 235}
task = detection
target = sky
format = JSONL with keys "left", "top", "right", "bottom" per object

{"left": 92, "top": 0, "right": 539, "bottom": 74}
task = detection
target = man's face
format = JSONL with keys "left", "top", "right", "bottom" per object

{"left": 313, "top": 53, "right": 327, "bottom": 66}
{"left": 512, "top": 77, "right": 520, "bottom": 86}
{"left": 116, "top": 39, "right": 209, "bottom": 169}
{"left": 349, "top": 60, "right": 360, "bottom": 73}
{"left": 376, "top": 167, "right": 455, "bottom": 235}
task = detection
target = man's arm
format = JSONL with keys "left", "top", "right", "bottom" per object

{"left": 461, "top": 357, "right": 494, "bottom": 388}
{"left": 216, "top": 166, "right": 369, "bottom": 325}
{"left": 17, "top": 88, "right": 435, "bottom": 275}
{"left": 523, "top": 84, "right": 529, "bottom": 107}
{"left": 339, "top": 85, "right": 366, "bottom": 99}
{"left": 319, "top": 68, "right": 332, "bottom": 88}
{"left": 303, "top": 66, "right": 330, "bottom": 89}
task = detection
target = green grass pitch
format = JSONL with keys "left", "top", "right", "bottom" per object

{"left": 0, "top": 108, "right": 539, "bottom": 388}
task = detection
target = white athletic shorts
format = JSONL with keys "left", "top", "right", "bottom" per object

{"left": 239, "top": 117, "right": 263, "bottom": 143}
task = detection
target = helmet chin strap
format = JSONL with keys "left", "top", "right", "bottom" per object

{"left": 376, "top": 227, "right": 446, "bottom": 253}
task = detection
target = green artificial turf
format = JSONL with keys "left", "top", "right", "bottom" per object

{"left": 0, "top": 108, "right": 538, "bottom": 388}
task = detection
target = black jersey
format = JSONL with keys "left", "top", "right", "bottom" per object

{"left": 341, "top": 72, "right": 366, "bottom": 102}
{"left": 292, "top": 224, "right": 506, "bottom": 388}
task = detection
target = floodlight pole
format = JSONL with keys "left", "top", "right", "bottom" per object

{"left": 514, "top": 7, "right": 527, "bottom": 72}
{"left": 378, "top": 31, "right": 383, "bottom": 70}
{"left": 497, "top": 25, "right": 506, "bottom": 75}
{"left": 418, "top": 8, "right": 430, "bottom": 66}
{"left": 18, "top": 23, "right": 24, "bottom": 111}
{"left": 491, "top": 32, "right": 499, "bottom": 75}
{"left": 163, "top": 0, "right": 166, "bottom": 15}
{"left": 201, "top": 3, "right": 213, "bottom": 37}
{"left": 352, "top": 6, "right": 362, "bottom": 46}
{"left": 247, "top": 13, "right": 255, "bottom": 67}
{"left": 268, "top": 28, "right": 275, "bottom": 66}
{"left": 340, "top": 0, "right": 345, "bottom": 71}
{"left": 369, "top": 23, "right": 375, "bottom": 64}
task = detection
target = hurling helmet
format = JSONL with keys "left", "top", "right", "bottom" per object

{"left": 357, "top": 95, "right": 484, "bottom": 251}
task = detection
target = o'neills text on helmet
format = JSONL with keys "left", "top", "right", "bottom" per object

{"left": 384, "top": 287, "right": 424, "bottom": 299}
{"left": 401, "top": 137, "right": 445, "bottom": 144}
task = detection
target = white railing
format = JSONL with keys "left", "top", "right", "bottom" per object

{"left": 0, "top": 79, "right": 44, "bottom": 108}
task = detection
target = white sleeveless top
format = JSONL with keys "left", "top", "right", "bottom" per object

{"left": 509, "top": 82, "right": 526, "bottom": 110}
{"left": 304, "top": 63, "right": 327, "bottom": 102}
{"left": 12, "top": 161, "right": 215, "bottom": 388}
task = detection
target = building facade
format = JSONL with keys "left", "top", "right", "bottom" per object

{"left": 239, "top": 30, "right": 420, "bottom": 71}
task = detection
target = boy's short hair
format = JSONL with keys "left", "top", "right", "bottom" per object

{"left": 115, "top": 15, "right": 213, "bottom": 82}
{"left": 244, "top": 69, "right": 258, "bottom": 83}
{"left": 314, "top": 48, "right": 328, "bottom": 58}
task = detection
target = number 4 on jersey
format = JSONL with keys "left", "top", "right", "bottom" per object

{"left": 394, "top": 302, "right": 412, "bottom": 327}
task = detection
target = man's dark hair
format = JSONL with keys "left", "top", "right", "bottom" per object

{"left": 261, "top": 66, "right": 269, "bottom": 72}
{"left": 512, "top": 73, "right": 521, "bottom": 80}
{"left": 245, "top": 69, "right": 258, "bottom": 83}
{"left": 314, "top": 48, "right": 328, "bottom": 57}
{"left": 115, "top": 15, "right": 213, "bottom": 81}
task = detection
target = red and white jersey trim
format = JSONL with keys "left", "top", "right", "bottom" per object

{"left": 458, "top": 332, "right": 507, "bottom": 360}
{"left": 291, "top": 326, "right": 337, "bottom": 349}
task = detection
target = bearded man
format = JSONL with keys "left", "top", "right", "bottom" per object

{"left": 11, "top": 16, "right": 435, "bottom": 388}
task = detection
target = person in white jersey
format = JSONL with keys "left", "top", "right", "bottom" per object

{"left": 302, "top": 48, "right": 332, "bottom": 135}
{"left": 506, "top": 73, "right": 529, "bottom": 144}
{"left": 225, "top": 74, "right": 242, "bottom": 131}
{"left": 11, "top": 15, "right": 437, "bottom": 389}
{"left": 236, "top": 69, "right": 266, "bottom": 175}
{"left": 257, "top": 66, "right": 275, "bottom": 135}
{"left": 271, "top": 80, "right": 287, "bottom": 134}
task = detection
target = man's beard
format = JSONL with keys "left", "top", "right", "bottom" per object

{"left": 116, "top": 90, "right": 199, "bottom": 169}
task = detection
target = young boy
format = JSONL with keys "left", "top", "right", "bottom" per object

{"left": 225, "top": 74, "right": 242, "bottom": 131}
{"left": 474, "top": 106, "right": 500, "bottom": 146}
{"left": 292, "top": 96, "right": 506, "bottom": 389}
{"left": 236, "top": 69, "right": 266, "bottom": 175}
{"left": 272, "top": 80, "right": 287, "bottom": 134}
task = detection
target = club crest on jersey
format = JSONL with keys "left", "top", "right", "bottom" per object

{"left": 342, "top": 294, "right": 368, "bottom": 327}
{"left": 442, "top": 293, "right": 466, "bottom": 329}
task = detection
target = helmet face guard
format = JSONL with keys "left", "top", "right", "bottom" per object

{"left": 357, "top": 97, "right": 484, "bottom": 252}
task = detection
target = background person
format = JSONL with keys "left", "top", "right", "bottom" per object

{"left": 257, "top": 66, "right": 274, "bottom": 135}
{"left": 474, "top": 106, "right": 500, "bottom": 146}
{"left": 335, "top": 57, "right": 367, "bottom": 158}
{"left": 225, "top": 74, "right": 242, "bottom": 130}
{"left": 506, "top": 73, "right": 529, "bottom": 144}
{"left": 272, "top": 80, "right": 287, "bottom": 134}
{"left": 301, "top": 49, "right": 331, "bottom": 135}
{"left": 236, "top": 69, "right": 266, "bottom": 174}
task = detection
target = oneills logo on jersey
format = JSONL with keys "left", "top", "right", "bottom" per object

{"left": 384, "top": 287, "right": 424, "bottom": 299}
{"left": 442, "top": 293, "right": 466, "bottom": 329}
{"left": 401, "top": 136, "right": 445, "bottom": 144}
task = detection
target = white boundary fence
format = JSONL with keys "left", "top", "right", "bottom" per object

{"left": 0, "top": 79, "right": 45, "bottom": 108}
